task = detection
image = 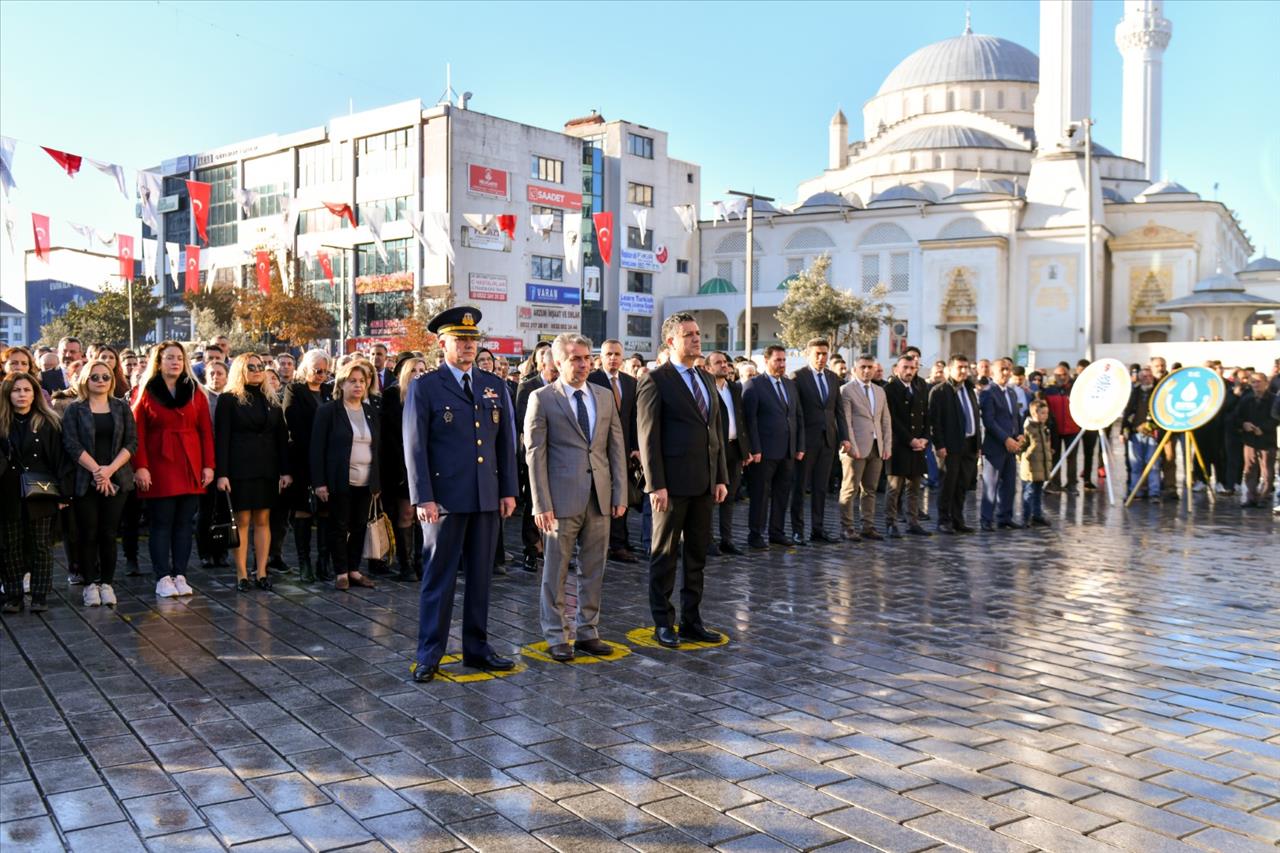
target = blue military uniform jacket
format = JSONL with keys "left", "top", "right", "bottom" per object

{"left": 403, "top": 366, "right": 518, "bottom": 513}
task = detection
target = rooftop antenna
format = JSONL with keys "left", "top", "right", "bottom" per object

{"left": 964, "top": 4, "right": 972, "bottom": 34}
{"left": 436, "top": 62, "right": 460, "bottom": 107}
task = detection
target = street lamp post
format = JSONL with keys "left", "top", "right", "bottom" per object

{"left": 321, "top": 242, "right": 353, "bottom": 352}
{"left": 726, "top": 189, "right": 774, "bottom": 359}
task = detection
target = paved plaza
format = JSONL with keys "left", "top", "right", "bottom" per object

{"left": 2, "top": 495, "right": 1278, "bottom": 852}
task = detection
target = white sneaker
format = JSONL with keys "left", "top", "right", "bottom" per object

{"left": 156, "top": 576, "right": 178, "bottom": 598}
{"left": 173, "top": 575, "right": 193, "bottom": 596}
{"left": 83, "top": 584, "right": 101, "bottom": 607}
{"left": 98, "top": 584, "right": 117, "bottom": 607}
{"left": 22, "top": 573, "right": 30, "bottom": 593}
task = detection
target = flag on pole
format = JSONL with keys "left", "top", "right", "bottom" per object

{"left": 255, "top": 251, "right": 272, "bottom": 293}
{"left": 42, "top": 147, "right": 82, "bottom": 177}
{"left": 185, "top": 180, "right": 212, "bottom": 242}
{"left": 563, "top": 212, "right": 583, "bottom": 275}
{"left": 184, "top": 244, "right": 201, "bottom": 293}
{"left": 317, "top": 250, "right": 335, "bottom": 286}
{"left": 591, "top": 212, "right": 614, "bottom": 266}
{"left": 323, "top": 201, "right": 356, "bottom": 228}
{"left": 137, "top": 170, "right": 163, "bottom": 232}
{"left": 87, "top": 158, "right": 129, "bottom": 200}
{"left": 497, "top": 214, "right": 516, "bottom": 241}
{"left": 117, "top": 235, "right": 134, "bottom": 280}
{"left": 0, "top": 137, "right": 16, "bottom": 197}
{"left": 31, "top": 212, "right": 50, "bottom": 261}
{"left": 365, "top": 206, "right": 389, "bottom": 263}
{"left": 673, "top": 203, "right": 697, "bottom": 234}
{"left": 633, "top": 209, "right": 649, "bottom": 245}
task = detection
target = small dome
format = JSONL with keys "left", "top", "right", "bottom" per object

{"left": 877, "top": 32, "right": 1038, "bottom": 97}
{"left": 1243, "top": 256, "right": 1280, "bottom": 273}
{"left": 944, "top": 177, "right": 1018, "bottom": 200}
{"left": 881, "top": 125, "right": 1018, "bottom": 153}
{"left": 1193, "top": 272, "right": 1242, "bottom": 293}
{"left": 1135, "top": 180, "right": 1200, "bottom": 202}
{"left": 1102, "top": 187, "right": 1126, "bottom": 203}
{"left": 751, "top": 198, "right": 782, "bottom": 216}
{"left": 799, "top": 191, "right": 857, "bottom": 210}
{"left": 698, "top": 277, "right": 736, "bottom": 295}
{"left": 869, "top": 184, "right": 937, "bottom": 207}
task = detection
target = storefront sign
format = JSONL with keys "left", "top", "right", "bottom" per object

{"left": 485, "top": 336, "right": 524, "bottom": 357}
{"left": 618, "top": 292, "right": 654, "bottom": 315}
{"left": 620, "top": 247, "right": 661, "bottom": 272}
{"left": 468, "top": 164, "right": 508, "bottom": 198}
{"left": 468, "top": 273, "right": 507, "bottom": 302}
{"left": 525, "top": 283, "right": 580, "bottom": 305}
{"left": 526, "top": 184, "right": 582, "bottom": 210}
{"left": 1150, "top": 366, "right": 1226, "bottom": 432}
{"left": 464, "top": 227, "right": 505, "bottom": 252}
{"left": 623, "top": 337, "right": 652, "bottom": 355}
{"left": 156, "top": 194, "right": 180, "bottom": 214}
{"left": 517, "top": 304, "right": 580, "bottom": 332}
{"left": 1069, "top": 358, "right": 1132, "bottom": 431}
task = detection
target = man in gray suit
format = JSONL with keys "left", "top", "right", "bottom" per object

{"left": 525, "top": 333, "right": 627, "bottom": 662}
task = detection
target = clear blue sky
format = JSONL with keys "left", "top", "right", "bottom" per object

{"left": 2, "top": 0, "right": 1276, "bottom": 311}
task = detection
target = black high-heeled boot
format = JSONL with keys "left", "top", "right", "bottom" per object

{"left": 314, "top": 525, "right": 333, "bottom": 582}
{"left": 294, "top": 518, "right": 315, "bottom": 582}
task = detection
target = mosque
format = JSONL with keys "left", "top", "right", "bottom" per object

{"left": 672, "top": 0, "right": 1279, "bottom": 366}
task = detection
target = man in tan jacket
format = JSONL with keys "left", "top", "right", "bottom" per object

{"left": 839, "top": 356, "right": 892, "bottom": 540}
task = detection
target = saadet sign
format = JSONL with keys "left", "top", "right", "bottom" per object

{"left": 468, "top": 164, "right": 508, "bottom": 198}
{"left": 526, "top": 184, "right": 582, "bottom": 210}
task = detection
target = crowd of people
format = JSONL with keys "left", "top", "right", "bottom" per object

{"left": 1, "top": 314, "right": 1276, "bottom": 679}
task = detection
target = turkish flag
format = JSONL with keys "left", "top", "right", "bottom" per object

{"left": 42, "top": 147, "right": 83, "bottom": 177}
{"left": 497, "top": 214, "right": 516, "bottom": 241}
{"left": 117, "top": 235, "right": 134, "bottom": 280}
{"left": 185, "top": 180, "right": 212, "bottom": 242}
{"left": 592, "top": 212, "right": 614, "bottom": 266}
{"left": 184, "top": 244, "right": 201, "bottom": 293}
{"left": 317, "top": 250, "right": 335, "bottom": 285}
{"left": 31, "top": 213, "right": 50, "bottom": 261}
{"left": 255, "top": 251, "right": 272, "bottom": 293}
{"left": 324, "top": 201, "right": 356, "bottom": 228}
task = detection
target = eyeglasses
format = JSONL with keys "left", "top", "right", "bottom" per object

{"left": 246, "top": 365, "right": 263, "bottom": 373}
{"left": 312, "top": 368, "right": 330, "bottom": 375}
{"left": 88, "top": 374, "right": 111, "bottom": 382}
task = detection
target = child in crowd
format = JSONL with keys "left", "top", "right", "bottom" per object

{"left": 1019, "top": 399, "right": 1052, "bottom": 528}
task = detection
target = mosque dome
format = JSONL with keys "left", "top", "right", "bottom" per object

{"left": 881, "top": 125, "right": 1017, "bottom": 153}
{"left": 1243, "top": 256, "right": 1280, "bottom": 273}
{"left": 868, "top": 184, "right": 937, "bottom": 207}
{"left": 1135, "top": 180, "right": 1200, "bottom": 202}
{"left": 877, "top": 31, "right": 1038, "bottom": 97}
{"left": 798, "top": 191, "right": 860, "bottom": 210}
{"left": 943, "top": 178, "right": 1019, "bottom": 201}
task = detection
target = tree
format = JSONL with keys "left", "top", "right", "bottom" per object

{"left": 38, "top": 281, "right": 163, "bottom": 349}
{"left": 776, "top": 253, "right": 894, "bottom": 355}
{"left": 183, "top": 287, "right": 237, "bottom": 331}
{"left": 391, "top": 287, "right": 455, "bottom": 358}
{"left": 234, "top": 285, "right": 336, "bottom": 347}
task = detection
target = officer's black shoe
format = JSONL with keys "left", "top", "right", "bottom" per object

{"left": 521, "top": 555, "right": 539, "bottom": 573}
{"left": 654, "top": 627, "right": 680, "bottom": 648}
{"left": 680, "top": 623, "right": 721, "bottom": 643}
{"left": 412, "top": 664, "right": 437, "bottom": 683}
{"left": 719, "top": 541, "right": 743, "bottom": 555}
{"left": 463, "top": 653, "right": 515, "bottom": 671}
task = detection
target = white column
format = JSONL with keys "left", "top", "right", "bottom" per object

{"left": 1035, "top": 0, "right": 1093, "bottom": 153}
{"left": 1116, "top": 0, "right": 1172, "bottom": 181}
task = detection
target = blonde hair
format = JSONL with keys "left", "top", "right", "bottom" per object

{"left": 74, "top": 359, "right": 117, "bottom": 399}
{"left": 332, "top": 360, "right": 374, "bottom": 401}
{"left": 0, "top": 372, "right": 61, "bottom": 438}
{"left": 396, "top": 356, "right": 428, "bottom": 391}
{"left": 225, "top": 352, "right": 279, "bottom": 407}
{"left": 137, "top": 340, "right": 197, "bottom": 395}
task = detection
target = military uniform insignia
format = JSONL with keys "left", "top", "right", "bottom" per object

{"left": 443, "top": 409, "right": 453, "bottom": 424}
{"left": 492, "top": 408, "right": 500, "bottom": 424}
{"left": 483, "top": 387, "right": 499, "bottom": 399}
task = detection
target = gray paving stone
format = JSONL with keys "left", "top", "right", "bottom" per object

{"left": 476, "top": 785, "right": 576, "bottom": 831}
{"left": 102, "top": 760, "right": 176, "bottom": 799}
{"left": 248, "top": 772, "right": 332, "bottom": 813}
{"left": 218, "top": 744, "right": 294, "bottom": 779}
{"left": 65, "top": 819, "right": 147, "bottom": 852}
{"left": 46, "top": 784, "right": 125, "bottom": 831}
{"left": 362, "top": 809, "right": 463, "bottom": 853}
{"left": 30, "top": 754, "right": 102, "bottom": 794}
{"left": 0, "top": 779, "right": 47, "bottom": 820}
{"left": 907, "top": 812, "right": 1037, "bottom": 853}
{"left": 728, "top": 800, "right": 846, "bottom": 849}
{"left": 325, "top": 775, "right": 410, "bottom": 819}
{"left": 559, "top": 789, "right": 665, "bottom": 838}
{"left": 123, "top": 790, "right": 205, "bottom": 837}
{"left": 448, "top": 813, "right": 552, "bottom": 852}
{"left": 817, "top": 804, "right": 939, "bottom": 852}
{"left": 202, "top": 797, "right": 291, "bottom": 846}
{"left": 278, "top": 803, "right": 374, "bottom": 851}
{"left": 0, "top": 815, "right": 65, "bottom": 853}
{"left": 641, "top": 795, "right": 753, "bottom": 846}
{"left": 143, "top": 827, "right": 226, "bottom": 852}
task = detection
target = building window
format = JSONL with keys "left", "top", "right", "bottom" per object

{"left": 626, "top": 226, "right": 653, "bottom": 250}
{"left": 909, "top": 155, "right": 917, "bottom": 170}
{"left": 531, "top": 155, "right": 563, "bottom": 184}
{"left": 531, "top": 255, "right": 563, "bottom": 281}
{"left": 244, "top": 153, "right": 290, "bottom": 220}
{"left": 716, "top": 260, "right": 732, "bottom": 283}
{"left": 786, "top": 257, "right": 805, "bottom": 277}
{"left": 627, "top": 182, "right": 654, "bottom": 207}
{"left": 889, "top": 252, "right": 910, "bottom": 292}
{"left": 298, "top": 206, "right": 350, "bottom": 234}
{"left": 946, "top": 91, "right": 956, "bottom": 111}
{"left": 971, "top": 90, "right": 981, "bottom": 110}
{"left": 922, "top": 93, "right": 930, "bottom": 113}
{"left": 749, "top": 259, "right": 760, "bottom": 290}
{"left": 299, "top": 141, "right": 347, "bottom": 186}
{"left": 356, "top": 129, "right": 411, "bottom": 176}
{"left": 299, "top": 251, "right": 348, "bottom": 305}
{"left": 357, "top": 195, "right": 411, "bottom": 225}
{"left": 861, "top": 254, "right": 880, "bottom": 293}
{"left": 997, "top": 90, "right": 1005, "bottom": 109}
{"left": 687, "top": 172, "right": 694, "bottom": 183}
{"left": 676, "top": 259, "right": 689, "bottom": 274}
{"left": 531, "top": 204, "right": 564, "bottom": 231}
{"left": 933, "top": 153, "right": 942, "bottom": 169}
{"left": 626, "top": 315, "right": 652, "bottom": 338}
{"left": 1020, "top": 90, "right": 1028, "bottom": 110}
{"left": 195, "top": 164, "right": 238, "bottom": 247}
{"left": 627, "top": 271, "right": 652, "bottom": 293}
{"left": 627, "top": 133, "right": 654, "bottom": 159}
{"left": 355, "top": 237, "right": 409, "bottom": 277}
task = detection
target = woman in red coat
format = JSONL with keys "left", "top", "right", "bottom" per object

{"left": 132, "top": 341, "right": 214, "bottom": 599}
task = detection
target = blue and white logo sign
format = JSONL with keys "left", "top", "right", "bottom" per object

{"left": 525, "top": 283, "right": 580, "bottom": 305}
{"left": 620, "top": 248, "right": 662, "bottom": 272}
{"left": 618, "top": 292, "right": 655, "bottom": 316}
{"left": 1150, "top": 366, "right": 1226, "bottom": 432}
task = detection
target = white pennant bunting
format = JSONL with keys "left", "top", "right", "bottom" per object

{"left": 426, "top": 212, "right": 454, "bottom": 264}
{"left": 725, "top": 197, "right": 748, "bottom": 220}
{"left": 236, "top": 188, "right": 258, "bottom": 218}
{"left": 68, "top": 222, "right": 98, "bottom": 246}
{"left": 138, "top": 171, "right": 163, "bottom": 233}
{"left": 3, "top": 208, "right": 15, "bottom": 255}
{"left": 408, "top": 210, "right": 430, "bottom": 253}
{"left": 673, "top": 204, "right": 697, "bottom": 234}
{"left": 530, "top": 213, "right": 554, "bottom": 241}
{"left": 563, "top": 212, "right": 583, "bottom": 276}
{"left": 633, "top": 209, "right": 649, "bottom": 245}
{"left": 463, "top": 213, "right": 495, "bottom": 233}
{"left": 87, "top": 158, "right": 129, "bottom": 201}
{"left": 365, "top": 206, "right": 389, "bottom": 263}
{"left": 0, "top": 137, "right": 17, "bottom": 198}
{"left": 281, "top": 195, "right": 299, "bottom": 243}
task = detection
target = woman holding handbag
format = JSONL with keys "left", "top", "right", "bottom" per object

{"left": 215, "top": 353, "right": 291, "bottom": 592}
{"left": 283, "top": 350, "right": 332, "bottom": 583}
{"left": 62, "top": 360, "right": 137, "bottom": 607}
{"left": 132, "top": 342, "right": 215, "bottom": 599}
{"left": 310, "top": 360, "right": 380, "bottom": 591}
{"left": 0, "top": 372, "right": 71, "bottom": 613}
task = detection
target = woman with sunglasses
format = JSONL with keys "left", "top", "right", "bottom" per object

{"left": 216, "top": 353, "right": 291, "bottom": 591}
{"left": 0, "top": 372, "right": 71, "bottom": 613}
{"left": 282, "top": 350, "right": 333, "bottom": 583}
{"left": 88, "top": 345, "right": 131, "bottom": 400}
{"left": 62, "top": 360, "right": 137, "bottom": 607}
{"left": 132, "top": 342, "right": 214, "bottom": 598}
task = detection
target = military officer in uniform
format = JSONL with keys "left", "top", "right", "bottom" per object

{"left": 403, "top": 307, "right": 518, "bottom": 683}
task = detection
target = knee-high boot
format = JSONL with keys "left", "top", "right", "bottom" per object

{"left": 294, "top": 517, "right": 315, "bottom": 582}
{"left": 394, "top": 526, "right": 415, "bottom": 581}
{"left": 314, "top": 517, "right": 332, "bottom": 581}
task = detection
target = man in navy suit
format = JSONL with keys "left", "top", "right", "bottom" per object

{"left": 742, "top": 345, "right": 805, "bottom": 549}
{"left": 403, "top": 306, "right": 518, "bottom": 682}
{"left": 39, "top": 336, "right": 82, "bottom": 392}
{"left": 979, "top": 357, "right": 1026, "bottom": 530}
{"left": 789, "top": 339, "right": 845, "bottom": 543}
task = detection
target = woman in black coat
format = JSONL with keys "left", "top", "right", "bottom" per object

{"left": 215, "top": 353, "right": 291, "bottom": 592}
{"left": 379, "top": 355, "right": 427, "bottom": 581}
{"left": 283, "top": 350, "right": 333, "bottom": 582}
{"left": 311, "top": 360, "right": 380, "bottom": 591}
{"left": 0, "top": 372, "right": 72, "bottom": 613}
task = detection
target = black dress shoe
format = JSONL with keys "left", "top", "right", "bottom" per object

{"left": 886, "top": 525, "right": 903, "bottom": 539}
{"left": 609, "top": 548, "right": 638, "bottom": 564}
{"left": 748, "top": 538, "right": 769, "bottom": 551}
{"left": 861, "top": 529, "right": 884, "bottom": 541}
{"left": 706, "top": 542, "right": 721, "bottom": 557}
{"left": 719, "top": 541, "right": 743, "bottom": 555}
{"left": 680, "top": 624, "right": 722, "bottom": 643}
{"left": 493, "top": 562, "right": 509, "bottom": 576}
{"left": 654, "top": 627, "right": 680, "bottom": 648}
{"left": 412, "top": 664, "right": 437, "bottom": 683}
{"left": 462, "top": 653, "right": 515, "bottom": 671}
{"left": 267, "top": 556, "right": 290, "bottom": 572}
{"left": 907, "top": 524, "right": 933, "bottom": 536}
{"left": 997, "top": 521, "right": 1023, "bottom": 530}
{"left": 955, "top": 523, "right": 976, "bottom": 534}
{"left": 980, "top": 522, "right": 996, "bottom": 532}
{"left": 521, "top": 555, "right": 539, "bottom": 573}
{"left": 574, "top": 637, "right": 613, "bottom": 656}
{"left": 936, "top": 523, "right": 955, "bottom": 535}
{"left": 789, "top": 534, "right": 809, "bottom": 547}
{"left": 768, "top": 536, "right": 793, "bottom": 547}
{"left": 548, "top": 644, "right": 575, "bottom": 662}
{"left": 810, "top": 531, "right": 840, "bottom": 544}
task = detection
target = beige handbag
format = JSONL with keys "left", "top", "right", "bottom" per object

{"left": 362, "top": 496, "right": 395, "bottom": 561}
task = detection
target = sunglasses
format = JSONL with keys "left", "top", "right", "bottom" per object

{"left": 88, "top": 374, "right": 112, "bottom": 382}
{"left": 313, "top": 368, "right": 330, "bottom": 375}
{"left": 246, "top": 365, "right": 264, "bottom": 372}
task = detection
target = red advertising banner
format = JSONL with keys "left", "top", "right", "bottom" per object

{"left": 485, "top": 337, "right": 524, "bottom": 357}
{"left": 527, "top": 184, "right": 582, "bottom": 210}
{"left": 468, "top": 164, "right": 508, "bottom": 198}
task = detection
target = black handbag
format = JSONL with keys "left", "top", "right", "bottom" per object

{"left": 628, "top": 458, "right": 646, "bottom": 510}
{"left": 208, "top": 490, "right": 239, "bottom": 550}
{"left": 20, "top": 470, "right": 62, "bottom": 500}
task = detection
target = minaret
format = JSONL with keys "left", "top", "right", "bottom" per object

{"left": 828, "top": 108, "right": 848, "bottom": 170}
{"left": 1034, "top": 0, "right": 1092, "bottom": 152}
{"left": 1115, "top": 0, "right": 1171, "bottom": 181}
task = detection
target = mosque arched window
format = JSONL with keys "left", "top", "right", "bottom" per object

{"left": 997, "top": 90, "right": 1005, "bottom": 109}
{"left": 909, "top": 155, "right": 917, "bottom": 170}
{"left": 923, "top": 93, "right": 931, "bottom": 113}
{"left": 946, "top": 91, "right": 956, "bottom": 111}
{"left": 933, "top": 154, "right": 942, "bottom": 169}
{"left": 971, "top": 90, "right": 981, "bottom": 110}
{"left": 1020, "top": 90, "right": 1028, "bottom": 109}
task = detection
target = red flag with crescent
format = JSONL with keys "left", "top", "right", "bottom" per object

{"left": 185, "top": 180, "right": 212, "bottom": 242}
{"left": 255, "top": 251, "right": 272, "bottom": 293}
{"left": 323, "top": 201, "right": 357, "bottom": 228}
{"left": 317, "top": 250, "right": 335, "bottom": 285}
{"left": 42, "top": 147, "right": 83, "bottom": 177}
{"left": 31, "top": 213, "right": 50, "bottom": 261}
{"left": 117, "top": 234, "right": 134, "bottom": 279}
{"left": 497, "top": 214, "right": 516, "bottom": 241}
{"left": 184, "top": 244, "right": 201, "bottom": 293}
{"left": 592, "top": 212, "right": 613, "bottom": 266}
